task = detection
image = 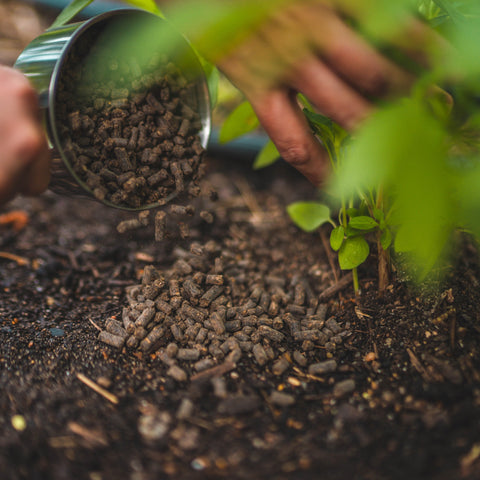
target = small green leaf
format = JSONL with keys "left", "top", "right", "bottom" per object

{"left": 373, "top": 208, "right": 384, "bottom": 223}
{"left": 253, "top": 140, "right": 280, "bottom": 170}
{"left": 330, "top": 226, "right": 345, "bottom": 251}
{"left": 287, "top": 202, "right": 331, "bottom": 233}
{"left": 50, "top": 0, "right": 94, "bottom": 28}
{"left": 349, "top": 216, "right": 379, "bottom": 231}
{"left": 51, "top": 0, "right": 162, "bottom": 29}
{"left": 380, "top": 228, "right": 392, "bottom": 250}
{"left": 338, "top": 236, "right": 370, "bottom": 270}
{"left": 219, "top": 101, "right": 259, "bottom": 144}
{"left": 121, "top": 0, "right": 162, "bottom": 15}
{"left": 347, "top": 208, "right": 359, "bottom": 218}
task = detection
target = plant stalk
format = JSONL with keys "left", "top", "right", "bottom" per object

{"left": 352, "top": 267, "right": 360, "bottom": 296}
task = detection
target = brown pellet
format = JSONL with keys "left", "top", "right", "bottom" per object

{"left": 199, "top": 285, "right": 224, "bottom": 307}
{"left": 325, "top": 317, "right": 342, "bottom": 334}
{"left": 140, "top": 325, "right": 164, "bottom": 352}
{"left": 226, "top": 347, "right": 242, "bottom": 364}
{"left": 200, "top": 211, "right": 214, "bottom": 224}
{"left": 98, "top": 330, "right": 125, "bottom": 349}
{"left": 225, "top": 320, "right": 241, "bottom": 332}
{"left": 126, "top": 335, "right": 139, "bottom": 349}
{"left": 183, "top": 279, "right": 202, "bottom": 300}
{"left": 167, "top": 365, "right": 188, "bottom": 382}
{"left": 272, "top": 356, "right": 290, "bottom": 376}
{"left": 181, "top": 303, "right": 206, "bottom": 322}
{"left": 154, "top": 211, "right": 167, "bottom": 241}
{"left": 170, "top": 324, "right": 184, "bottom": 341}
{"left": 194, "top": 358, "right": 215, "bottom": 372}
{"left": 333, "top": 379, "right": 355, "bottom": 398}
{"left": 177, "top": 348, "right": 200, "bottom": 361}
{"left": 155, "top": 299, "right": 173, "bottom": 315}
{"left": 122, "top": 307, "right": 135, "bottom": 334}
{"left": 293, "top": 330, "right": 327, "bottom": 344}
{"left": 258, "top": 325, "right": 285, "bottom": 343}
{"left": 206, "top": 274, "right": 224, "bottom": 286}
{"left": 105, "top": 318, "right": 128, "bottom": 339}
{"left": 293, "top": 350, "right": 308, "bottom": 367}
{"left": 166, "top": 342, "right": 179, "bottom": 358}
{"left": 180, "top": 222, "right": 191, "bottom": 239}
{"left": 169, "top": 279, "right": 180, "bottom": 297}
{"left": 135, "top": 306, "right": 156, "bottom": 328}
{"left": 252, "top": 343, "right": 268, "bottom": 366}
{"left": 293, "top": 283, "right": 306, "bottom": 306}
{"left": 133, "top": 326, "right": 148, "bottom": 341}
{"left": 308, "top": 360, "right": 337, "bottom": 376}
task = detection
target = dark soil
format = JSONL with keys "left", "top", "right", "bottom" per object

{"left": 1, "top": 155, "right": 480, "bottom": 480}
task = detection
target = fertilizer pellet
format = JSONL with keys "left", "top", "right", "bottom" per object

{"left": 98, "top": 330, "right": 125, "bottom": 349}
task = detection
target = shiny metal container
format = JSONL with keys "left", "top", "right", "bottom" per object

{"left": 14, "top": 8, "right": 211, "bottom": 210}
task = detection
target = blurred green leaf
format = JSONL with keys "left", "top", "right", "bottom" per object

{"left": 253, "top": 140, "right": 280, "bottom": 170}
{"left": 51, "top": 0, "right": 162, "bottom": 28}
{"left": 334, "top": 98, "right": 452, "bottom": 278}
{"left": 50, "top": 0, "right": 94, "bottom": 28}
{"left": 347, "top": 208, "right": 360, "bottom": 218}
{"left": 338, "top": 236, "right": 370, "bottom": 270}
{"left": 349, "top": 216, "right": 379, "bottom": 231}
{"left": 121, "top": 0, "right": 162, "bottom": 15}
{"left": 380, "top": 228, "right": 393, "bottom": 250}
{"left": 287, "top": 202, "right": 331, "bottom": 233}
{"left": 330, "top": 226, "right": 345, "bottom": 251}
{"left": 219, "top": 101, "right": 259, "bottom": 144}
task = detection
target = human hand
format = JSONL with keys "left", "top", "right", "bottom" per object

{"left": 216, "top": 0, "right": 444, "bottom": 185}
{"left": 0, "top": 66, "right": 50, "bottom": 206}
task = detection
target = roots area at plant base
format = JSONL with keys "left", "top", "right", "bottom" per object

{"left": 1, "top": 156, "right": 480, "bottom": 480}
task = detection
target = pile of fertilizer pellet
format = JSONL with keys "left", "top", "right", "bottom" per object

{"left": 54, "top": 22, "right": 205, "bottom": 209}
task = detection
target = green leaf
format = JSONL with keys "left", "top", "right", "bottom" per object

{"left": 51, "top": 0, "right": 162, "bottom": 29}
{"left": 287, "top": 202, "right": 331, "bottom": 233}
{"left": 50, "top": 0, "right": 94, "bottom": 28}
{"left": 121, "top": 0, "right": 162, "bottom": 15}
{"left": 330, "top": 226, "right": 345, "bottom": 251}
{"left": 347, "top": 208, "right": 359, "bottom": 218}
{"left": 380, "top": 228, "right": 392, "bottom": 250}
{"left": 219, "top": 101, "right": 259, "bottom": 144}
{"left": 253, "top": 140, "right": 280, "bottom": 170}
{"left": 348, "top": 216, "right": 379, "bottom": 231}
{"left": 432, "top": 0, "right": 466, "bottom": 24}
{"left": 373, "top": 208, "right": 384, "bottom": 222}
{"left": 338, "top": 236, "right": 370, "bottom": 270}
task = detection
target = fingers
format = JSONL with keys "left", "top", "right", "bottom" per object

{"left": 290, "top": 56, "right": 373, "bottom": 131}
{"left": 0, "top": 67, "right": 50, "bottom": 205}
{"left": 248, "top": 89, "right": 330, "bottom": 186}
{"left": 307, "top": 12, "right": 414, "bottom": 97}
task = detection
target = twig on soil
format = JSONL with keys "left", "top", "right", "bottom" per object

{"left": 76, "top": 372, "right": 119, "bottom": 404}
{"left": 190, "top": 361, "right": 236, "bottom": 385}
{"left": 318, "top": 273, "right": 353, "bottom": 302}
{"left": 0, "top": 251, "right": 30, "bottom": 266}
{"left": 68, "top": 421, "right": 109, "bottom": 447}
{"left": 88, "top": 318, "right": 102, "bottom": 332}
{"left": 0, "top": 210, "right": 29, "bottom": 231}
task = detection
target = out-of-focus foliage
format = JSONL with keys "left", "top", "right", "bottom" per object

{"left": 51, "top": 0, "right": 161, "bottom": 28}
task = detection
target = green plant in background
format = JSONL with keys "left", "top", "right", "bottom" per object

{"left": 218, "top": 0, "right": 480, "bottom": 295}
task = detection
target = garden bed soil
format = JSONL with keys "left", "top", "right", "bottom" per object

{"left": 1, "top": 156, "right": 480, "bottom": 480}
